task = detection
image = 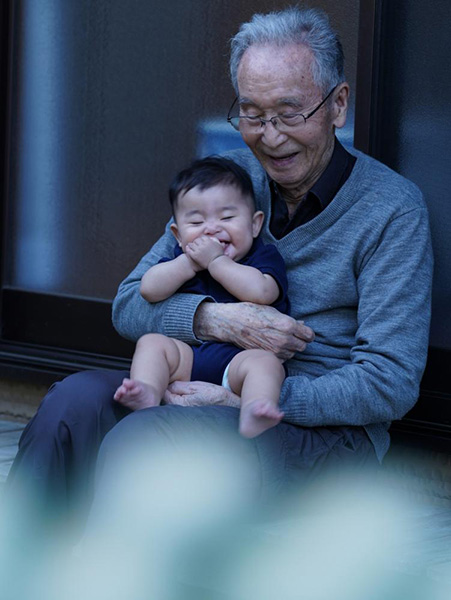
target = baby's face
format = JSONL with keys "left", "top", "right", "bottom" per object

{"left": 170, "top": 184, "right": 264, "bottom": 262}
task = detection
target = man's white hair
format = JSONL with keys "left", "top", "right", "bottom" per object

{"left": 230, "top": 6, "right": 345, "bottom": 94}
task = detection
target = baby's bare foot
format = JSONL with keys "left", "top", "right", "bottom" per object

{"left": 239, "top": 399, "right": 284, "bottom": 438}
{"left": 113, "top": 378, "right": 161, "bottom": 410}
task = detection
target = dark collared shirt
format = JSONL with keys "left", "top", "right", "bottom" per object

{"left": 269, "top": 138, "right": 356, "bottom": 239}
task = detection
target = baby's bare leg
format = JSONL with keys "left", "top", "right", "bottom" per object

{"left": 114, "top": 333, "right": 193, "bottom": 410}
{"left": 227, "top": 350, "right": 285, "bottom": 438}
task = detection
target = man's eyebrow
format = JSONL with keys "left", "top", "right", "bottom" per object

{"left": 278, "top": 97, "right": 305, "bottom": 108}
{"left": 238, "top": 97, "right": 258, "bottom": 106}
{"left": 238, "top": 96, "right": 306, "bottom": 108}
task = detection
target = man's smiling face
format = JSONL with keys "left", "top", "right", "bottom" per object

{"left": 236, "top": 43, "right": 347, "bottom": 197}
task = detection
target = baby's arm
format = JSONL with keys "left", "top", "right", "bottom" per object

{"left": 140, "top": 253, "right": 199, "bottom": 302}
{"left": 209, "top": 257, "right": 279, "bottom": 304}
{"left": 186, "top": 236, "right": 279, "bottom": 305}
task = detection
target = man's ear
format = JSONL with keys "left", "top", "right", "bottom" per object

{"left": 332, "top": 82, "right": 349, "bottom": 130}
{"left": 170, "top": 223, "right": 182, "bottom": 247}
{"left": 252, "top": 210, "right": 265, "bottom": 237}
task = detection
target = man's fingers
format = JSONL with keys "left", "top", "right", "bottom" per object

{"left": 164, "top": 389, "right": 190, "bottom": 406}
{"left": 163, "top": 390, "right": 176, "bottom": 404}
{"left": 269, "top": 313, "right": 314, "bottom": 342}
{"left": 294, "top": 321, "right": 315, "bottom": 342}
{"left": 166, "top": 381, "right": 192, "bottom": 394}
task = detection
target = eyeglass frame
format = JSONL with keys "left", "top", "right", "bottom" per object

{"left": 226, "top": 84, "right": 338, "bottom": 132}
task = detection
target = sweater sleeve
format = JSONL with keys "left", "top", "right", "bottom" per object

{"left": 112, "top": 220, "right": 210, "bottom": 344}
{"left": 279, "top": 204, "right": 433, "bottom": 427}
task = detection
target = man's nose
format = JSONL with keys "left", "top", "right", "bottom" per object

{"left": 260, "top": 120, "right": 288, "bottom": 147}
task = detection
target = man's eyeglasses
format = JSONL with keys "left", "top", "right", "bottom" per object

{"left": 227, "top": 85, "right": 337, "bottom": 133}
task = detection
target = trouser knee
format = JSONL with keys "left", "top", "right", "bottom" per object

{"left": 37, "top": 369, "right": 130, "bottom": 422}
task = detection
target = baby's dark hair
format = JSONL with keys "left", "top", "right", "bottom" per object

{"left": 169, "top": 156, "right": 255, "bottom": 214}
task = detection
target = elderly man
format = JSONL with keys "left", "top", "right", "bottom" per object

{"left": 8, "top": 6, "right": 433, "bottom": 526}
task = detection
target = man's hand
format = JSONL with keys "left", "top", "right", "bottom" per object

{"left": 185, "top": 236, "right": 224, "bottom": 270}
{"left": 194, "top": 302, "right": 314, "bottom": 361}
{"left": 164, "top": 381, "right": 241, "bottom": 408}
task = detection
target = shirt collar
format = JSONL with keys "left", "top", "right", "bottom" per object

{"left": 309, "top": 138, "right": 351, "bottom": 209}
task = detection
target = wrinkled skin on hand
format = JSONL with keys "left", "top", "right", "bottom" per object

{"left": 164, "top": 380, "right": 240, "bottom": 408}
{"left": 195, "top": 302, "right": 314, "bottom": 361}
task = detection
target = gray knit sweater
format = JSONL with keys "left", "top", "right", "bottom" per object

{"left": 112, "top": 146, "right": 433, "bottom": 461}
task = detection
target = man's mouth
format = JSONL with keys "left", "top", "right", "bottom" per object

{"left": 267, "top": 152, "right": 298, "bottom": 166}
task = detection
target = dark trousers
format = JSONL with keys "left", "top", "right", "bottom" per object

{"left": 6, "top": 370, "right": 131, "bottom": 534}
{"left": 5, "top": 369, "right": 378, "bottom": 539}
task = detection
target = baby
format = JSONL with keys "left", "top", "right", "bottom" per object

{"left": 114, "top": 156, "right": 290, "bottom": 438}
